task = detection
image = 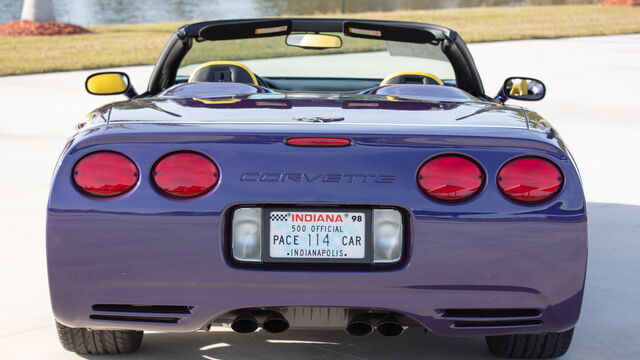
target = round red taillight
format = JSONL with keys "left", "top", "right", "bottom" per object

{"left": 152, "top": 151, "right": 219, "bottom": 198}
{"left": 498, "top": 156, "right": 563, "bottom": 203}
{"left": 73, "top": 151, "right": 138, "bottom": 197}
{"left": 417, "top": 155, "right": 484, "bottom": 202}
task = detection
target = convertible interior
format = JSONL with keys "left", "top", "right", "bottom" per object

{"left": 182, "top": 59, "right": 450, "bottom": 93}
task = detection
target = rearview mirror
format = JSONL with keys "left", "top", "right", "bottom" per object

{"left": 497, "top": 77, "right": 546, "bottom": 102}
{"left": 85, "top": 72, "right": 136, "bottom": 97}
{"left": 285, "top": 33, "right": 342, "bottom": 49}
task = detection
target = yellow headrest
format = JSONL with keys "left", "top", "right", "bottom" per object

{"left": 188, "top": 61, "right": 259, "bottom": 85}
{"left": 380, "top": 71, "right": 444, "bottom": 86}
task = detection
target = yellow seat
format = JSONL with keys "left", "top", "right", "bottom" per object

{"left": 188, "top": 61, "right": 259, "bottom": 85}
{"left": 380, "top": 71, "right": 443, "bottom": 86}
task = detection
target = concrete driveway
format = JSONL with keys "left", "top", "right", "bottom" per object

{"left": 0, "top": 34, "right": 639, "bottom": 359}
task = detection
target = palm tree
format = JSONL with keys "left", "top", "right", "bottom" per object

{"left": 21, "top": 0, "right": 56, "bottom": 22}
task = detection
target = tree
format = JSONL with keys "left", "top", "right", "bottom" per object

{"left": 21, "top": 0, "right": 56, "bottom": 22}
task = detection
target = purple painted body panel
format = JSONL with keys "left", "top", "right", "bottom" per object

{"left": 47, "top": 84, "right": 587, "bottom": 336}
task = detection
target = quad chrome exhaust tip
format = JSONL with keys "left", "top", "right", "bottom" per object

{"left": 229, "top": 310, "right": 404, "bottom": 336}
{"left": 230, "top": 312, "right": 259, "bottom": 333}
{"left": 262, "top": 312, "right": 290, "bottom": 334}
{"left": 345, "top": 314, "right": 375, "bottom": 337}
{"left": 376, "top": 315, "right": 406, "bottom": 337}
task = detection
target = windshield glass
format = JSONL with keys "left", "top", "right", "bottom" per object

{"left": 177, "top": 34, "right": 456, "bottom": 87}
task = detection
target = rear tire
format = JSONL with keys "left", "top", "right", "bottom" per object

{"left": 56, "top": 321, "right": 143, "bottom": 354}
{"left": 485, "top": 328, "right": 574, "bottom": 358}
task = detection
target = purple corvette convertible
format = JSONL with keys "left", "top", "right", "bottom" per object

{"left": 47, "top": 18, "right": 587, "bottom": 358}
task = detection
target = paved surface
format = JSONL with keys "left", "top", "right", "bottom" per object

{"left": 0, "top": 35, "right": 639, "bottom": 359}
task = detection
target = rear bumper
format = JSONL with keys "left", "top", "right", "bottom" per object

{"left": 48, "top": 210, "right": 587, "bottom": 336}
{"left": 48, "top": 128, "right": 587, "bottom": 336}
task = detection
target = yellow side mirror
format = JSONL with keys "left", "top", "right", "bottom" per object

{"left": 501, "top": 77, "right": 546, "bottom": 102}
{"left": 85, "top": 72, "right": 130, "bottom": 95}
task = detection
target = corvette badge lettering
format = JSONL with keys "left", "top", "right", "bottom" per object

{"left": 240, "top": 172, "right": 395, "bottom": 183}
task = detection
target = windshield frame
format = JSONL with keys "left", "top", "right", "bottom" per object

{"left": 146, "top": 18, "right": 485, "bottom": 97}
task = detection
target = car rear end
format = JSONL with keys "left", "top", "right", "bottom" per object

{"left": 47, "top": 115, "right": 587, "bottom": 341}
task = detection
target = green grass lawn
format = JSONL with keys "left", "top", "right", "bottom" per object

{"left": 1, "top": 5, "right": 639, "bottom": 76}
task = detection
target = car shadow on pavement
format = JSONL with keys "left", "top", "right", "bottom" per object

{"left": 82, "top": 328, "right": 494, "bottom": 360}
{"left": 75, "top": 202, "right": 640, "bottom": 360}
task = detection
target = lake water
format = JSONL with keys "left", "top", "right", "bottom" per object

{"left": 1, "top": 0, "right": 600, "bottom": 26}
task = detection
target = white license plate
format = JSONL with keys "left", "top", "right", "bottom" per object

{"left": 268, "top": 210, "right": 367, "bottom": 260}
